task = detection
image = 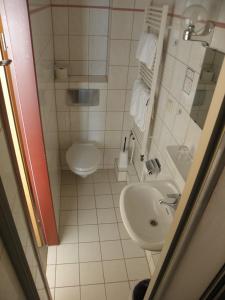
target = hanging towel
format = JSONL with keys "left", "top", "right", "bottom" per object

{"left": 136, "top": 32, "right": 157, "bottom": 69}
{"left": 130, "top": 79, "right": 150, "bottom": 132}
{"left": 134, "top": 83, "right": 150, "bottom": 132}
{"left": 130, "top": 79, "right": 142, "bottom": 117}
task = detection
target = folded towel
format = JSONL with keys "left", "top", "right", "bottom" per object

{"left": 136, "top": 32, "right": 157, "bottom": 69}
{"left": 130, "top": 79, "right": 150, "bottom": 132}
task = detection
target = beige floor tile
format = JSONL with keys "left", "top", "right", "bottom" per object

{"left": 99, "top": 223, "right": 120, "bottom": 241}
{"left": 97, "top": 208, "right": 117, "bottom": 223}
{"left": 55, "top": 264, "right": 79, "bottom": 287}
{"left": 79, "top": 225, "right": 99, "bottom": 242}
{"left": 96, "top": 195, "right": 114, "bottom": 208}
{"left": 103, "top": 260, "right": 127, "bottom": 282}
{"left": 125, "top": 258, "right": 150, "bottom": 281}
{"left": 79, "top": 242, "right": 101, "bottom": 262}
{"left": 78, "top": 209, "right": 97, "bottom": 225}
{"left": 56, "top": 244, "right": 79, "bottom": 264}
{"left": 59, "top": 226, "right": 79, "bottom": 244}
{"left": 105, "top": 282, "right": 130, "bottom": 300}
{"left": 55, "top": 286, "right": 80, "bottom": 300}
{"left": 101, "top": 240, "right": 123, "bottom": 260}
{"left": 81, "top": 284, "right": 106, "bottom": 300}
{"left": 80, "top": 262, "right": 104, "bottom": 285}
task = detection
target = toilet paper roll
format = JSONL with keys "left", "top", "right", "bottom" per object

{"left": 55, "top": 66, "right": 68, "bottom": 80}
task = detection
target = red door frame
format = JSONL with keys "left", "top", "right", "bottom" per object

{"left": 0, "top": 0, "right": 59, "bottom": 245}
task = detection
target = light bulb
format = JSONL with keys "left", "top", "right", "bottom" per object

{"left": 183, "top": 5, "right": 208, "bottom": 34}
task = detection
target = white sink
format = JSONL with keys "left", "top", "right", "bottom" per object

{"left": 120, "top": 180, "right": 178, "bottom": 251}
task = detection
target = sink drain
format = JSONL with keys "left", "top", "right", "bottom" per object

{"left": 150, "top": 219, "right": 158, "bottom": 226}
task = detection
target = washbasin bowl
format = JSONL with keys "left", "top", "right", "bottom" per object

{"left": 120, "top": 180, "right": 179, "bottom": 251}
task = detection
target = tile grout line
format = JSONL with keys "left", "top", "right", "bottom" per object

{"left": 93, "top": 190, "right": 107, "bottom": 299}
{"left": 74, "top": 177, "right": 82, "bottom": 300}
{"left": 53, "top": 171, "right": 151, "bottom": 296}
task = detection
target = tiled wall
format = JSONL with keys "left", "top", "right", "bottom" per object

{"left": 29, "top": 1, "right": 61, "bottom": 228}
{"left": 133, "top": 0, "right": 225, "bottom": 190}
{"left": 52, "top": 0, "right": 110, "bottom": 76}
{"left": 0, "top": 117, "right": 48, "bottom": 298}
{"left": 56, "top": 0, "right": 147, "bottom": 169}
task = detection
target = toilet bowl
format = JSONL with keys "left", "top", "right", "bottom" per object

{"left": 66, "top": 143, "right": 100, "bottom": 177}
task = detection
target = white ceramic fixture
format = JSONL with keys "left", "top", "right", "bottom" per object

{"left": 120, "top": 180, "right": 179, "bottom": 251}
{"left": 66, "top": 143, "right": 100, "bottom": 177}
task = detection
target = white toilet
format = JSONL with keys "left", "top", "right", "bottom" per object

{"left": 66, "top": 143, "right": 100, "bottom": 177}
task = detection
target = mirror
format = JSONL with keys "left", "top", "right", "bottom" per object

{"left": 190, "top": 48, "right": 224, "bottom": 129}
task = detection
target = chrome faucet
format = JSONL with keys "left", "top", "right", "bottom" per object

{"left": 159, "top": 193, "right": 181, "bottom": 209}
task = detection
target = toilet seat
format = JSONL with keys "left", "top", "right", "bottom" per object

{"left": 66, "top": 143, "right": 100, "bottom": 176}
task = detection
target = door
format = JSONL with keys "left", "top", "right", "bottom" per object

{"left": 0, "top": 116, "right": 51, "bottom": 299}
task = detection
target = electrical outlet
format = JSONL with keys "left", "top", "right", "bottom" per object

{"left": 186, "top": 67, "right": 194, "bottom": 80}
{"left": 183, "top": 77, "right": 193, "bottom": 95}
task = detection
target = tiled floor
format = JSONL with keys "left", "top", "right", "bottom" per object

{"left": 47, "top": 170, "right": 150, "bottom": 300}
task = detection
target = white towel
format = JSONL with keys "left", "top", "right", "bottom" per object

{"left": 130, "top": 79, "right": 150, "bottom": 132}
{"left": 130, "top": 79, "right": 142, "bottom": 117}
{"left": 134, "top": 83, "right": 150, "bottom": 132}
{"left": 136, "top": 32, "right": 157, "bottom": 69}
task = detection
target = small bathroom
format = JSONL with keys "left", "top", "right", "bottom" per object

{"left": 0, "top": 0, "right": 225, "bottom": 299}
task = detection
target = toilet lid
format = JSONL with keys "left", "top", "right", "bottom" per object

{"left": 66, "top": 143, "right": 100, "bottom": 172}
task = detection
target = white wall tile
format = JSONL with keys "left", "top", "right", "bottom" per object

{"left": 107, "top": 90, "right": 126, "bottom": 111}
{"left": 57, "top": 112, "right": 70, "bottom": 131}
{"left": 103, "top": 148, "right": 120, "bottom": 166}
{"left": 58, "top": 131, "right": 71, "bottom": 149}
{"left": 185, "top": 119, "right": 202, "bottom": 157}
{"left": 69, "top": 61, "right": 88, "bottom": 76}
{"left": 88, "top": 112, "right": 106, "bottom": 131}
{"left": 89, "top": 61, "right": 107, "bottom": 76}
{"left": 132, "top": 12, "right": 144, "bottom": 40}
{"left": 89, "top": 36, "right": 108, "bottom": 61}
{"left": 69, "top": 36, "right": 88, "bottom": 60}
{"left": 112, "top": 0, "right": 134, "bottom": 8}
{"left": 106, "top": 112, "right": 123, "bottom": 130}
{"left": 89, "top": 9, "right": 109, "bottom": 36}
{"left": 110, "top": 11, "right": 133, "bottom": 39}
{"left": 88, "top": 131, "right": 105, "bottom": 148}
{"left": 135, "top": 0, "right": 147, "bottom": 9}
{"left": 54, "top": 36, "right": 69, "bottom": 60}
{"left": 129, "top": 40, "right": 139, "bottom": 66}
{"left": 188, "top": 42, "right": 206, "bottom": 73}
{"left": 108, "top": 66, "right": 128, "bottom": 89}
{"left": 56, "top": 90, "right": 69, "bottom": 111}
{"left": 105, "top": 131, "right": 122, "bottom": 148}
{"left": 211, "top": 27, "right": 225, "bottom": 53}
{"left": 71, "top": 131, "right": 88, "bottom": 143}
{"left": 70, "top": 112, "right": 89, "bottom": 131}
{"left": 172, "top": 105, "right": 190, "bottom": 145}
{"left": 52, "top": 7, "right": 68, "bottom": 35}
{"left": 109, "top": 40, "right": 130, "bottom": 66}
{"left": 69, "top": 8, "right": 89, "bottom": 35}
